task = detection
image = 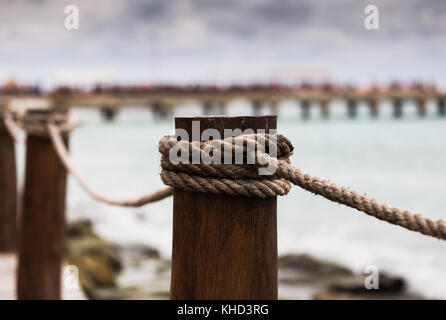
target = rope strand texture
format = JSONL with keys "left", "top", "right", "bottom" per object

{"left": 159, "top": 134, "right": 446, "bottom": 240}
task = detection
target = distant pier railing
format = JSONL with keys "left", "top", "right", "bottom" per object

{"left": 2, "top": 83, "right": 446, "bottom": 120}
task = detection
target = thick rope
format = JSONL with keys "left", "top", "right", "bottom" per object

{"left": 47, "top": 123, "right": 173, "bottom": 207}
{"left": 159, "top": 134, "right": 446, "bottom": 240}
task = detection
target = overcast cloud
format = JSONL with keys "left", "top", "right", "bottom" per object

{"left": 0, "top": 0, "right": 445, "bottom": 88}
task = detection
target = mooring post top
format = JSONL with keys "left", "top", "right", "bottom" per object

{"left": 175, "top": 115, "right": 277, "bottom": 121}
{"left": 175, "top": 116, "right": 277, "bottom": 140}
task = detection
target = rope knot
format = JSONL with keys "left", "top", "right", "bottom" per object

{"left": 18, "top": 109, "right": 74, "bottom": 137}
{"left": 159, "top": 133, "right": 294, "bottom": 198}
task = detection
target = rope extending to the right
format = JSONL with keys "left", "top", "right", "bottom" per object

{"left": 159, "top": 134, "right": 446, "bottom": 241}
{"left": 13, "top": 110, "right": 446, "bottom": 241}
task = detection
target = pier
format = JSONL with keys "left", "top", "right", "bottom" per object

{"left": 2, "top": 83, "right": 445, "bottom": 120}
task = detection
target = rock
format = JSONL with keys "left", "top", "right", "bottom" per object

{"left": 123, "top": 244, "right": 160, "bottom": 260}
{"left": 329, "top": 272, "right": 406, "bottom": 295}
{"left": 278, "top": 253, "right": 422, "bottom": 300}
{"left": 279, "top": 254, "right": 353, "bottom": 284}
{"left": 313, "top": 292, "right": 357, "bottom": 300}
{"left": 64, "top": 219, "right": 123, "bottom": 299}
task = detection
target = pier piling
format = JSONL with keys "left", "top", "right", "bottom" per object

{"left": 393, "top": 99, "right": 403, "bottom": 118}
{"left": 170, "top": 116, "right": 278, "bottom": 300}
{"left": 17, "top": 109, "right": 69, "bottom": 300}
{"left": 100, "top": 107, "right": 118, "bottom": 121}
{"left": 347, "top": 99, "right": 358, "bottom": 118}
{"left": 320, "top": 100, "right": 330, "bottom": 118}
{"left": 438, "top": 99, "right": 445, "bottom": 116}
{"left": 203, "top": 101, "right": 214, "bottom": 115}
{"left": 368, "top": 99, "right": 379, "bottom": 118}
{"left": 417, "top": 98, "right": 427, "bottom": 117}
{"left": 252, "top": 100, "right": 262, "bottom": 116}
{"left": 301, "top": 100, "right": 311, "bottom": 119}
{"left": 0, "top": 104, "right": 17, "bottom": 252}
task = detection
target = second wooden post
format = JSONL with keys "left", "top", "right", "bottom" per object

{"left": 17, "top": 109, "right": 69, "bottom": 300}
{"left": 170, "top": 116, "right": 278, "bottom": 300}
{"left": 0, "top": 103, "right": 17, "bottom": 252}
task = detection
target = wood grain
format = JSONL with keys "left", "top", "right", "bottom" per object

{"left": 17, "top": 133, "right": 68, "bottom": 300}
{"left": 170, "top": 116, "right": 278, "bottom": 300}
{"left": 0, "top": 126, "right": 17, "bottom": 252}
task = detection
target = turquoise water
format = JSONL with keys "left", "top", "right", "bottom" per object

{"left": 18, "top": 100, "right": 446, "bottom": 298}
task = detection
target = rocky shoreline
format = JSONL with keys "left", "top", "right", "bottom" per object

{"left": 65, "top": 219, "right": 423, "bottom": 300}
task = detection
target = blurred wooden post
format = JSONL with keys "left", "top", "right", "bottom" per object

{"left": 393, "top": 98, "right": 403, "bottom": 118}
{"left": 170, "top": 116, "right": 278, "bottom": 300}
{"left": 17, "top": 109, "right": 69, "bottom": 300}
{"left": 300, "top": 100, "right": 310, "bottom": 119}
{"left": 0, "top": 103, "right": 17, "bottom": 252}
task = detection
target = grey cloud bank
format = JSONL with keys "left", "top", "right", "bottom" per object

{"left": 1, "top": 0, "right": 445, "bottom": 88}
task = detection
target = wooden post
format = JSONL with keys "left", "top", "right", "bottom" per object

{"left": 17, "top": 109, "right": 69, "bottom": 300}
{"left": 170, "top": 116, "right": 278, "bottom": 300}
{"left": 0, "top": 104, "right": 17, "bottom": 252}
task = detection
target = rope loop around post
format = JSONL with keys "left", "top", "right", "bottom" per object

{"left": 19, "top": 109, "right": 75, "bottom": 138}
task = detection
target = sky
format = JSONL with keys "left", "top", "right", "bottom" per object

{"left": 1, "top": 0, "right": 446, "bottom": 88}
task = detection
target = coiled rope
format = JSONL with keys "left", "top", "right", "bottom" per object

{"left": 10, "top": 109, "right": 446, "bottom": 240}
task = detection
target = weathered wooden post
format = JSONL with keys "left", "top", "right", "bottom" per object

{"left": 17, "top": 108, "right": 69, "bottom": 300}
{"left": 0, "top": 103, "right": 17, "bottom": 252}
{"left": 170, "top": 116, "right": 278, "bottom": 300}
